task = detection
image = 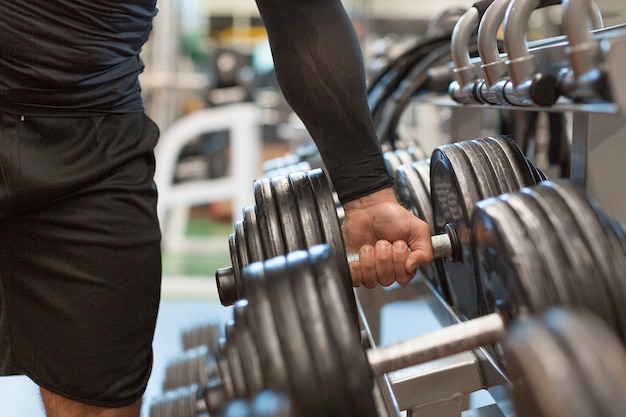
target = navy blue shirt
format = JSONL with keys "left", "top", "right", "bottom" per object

{"left": 0, "top": 0, "right": 157, "bottom": 115}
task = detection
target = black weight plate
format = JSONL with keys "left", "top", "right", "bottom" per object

{"left": 431, "top": 143, "right": 484, "bottom": 319}
{"left": 270, "top": 175, "right": 308, "bottom": 253}
{"left": 546, "top": 181, "right": 624, "bottom": 339}
{"left": 504, "top": 313, "right": 599, "bottom": 417}
{"left": 241, "top": 262, "right": 290, "bottom": 394}
{"left": 309, "top": 244, "right": 377, "bottom": 417}
{"left": 490, "top": 135, "right": 537, "bottom": 188}
{"left": 264, "top": 255, "right": 325, "bottom": 417}
{"left": 544, "top": 308, "right": 626, "bottom": 417}
{"left": 503, "top": 192, "right": 569, "bottom": 306}
{"left": 409, "top": 159, "right": 453, "bottom": 305}
{"left": 306, "top": 169, "right": 358, "bottom": 321}
{"left": 527, "top": 184, "right": 618, "bottom": 333}
{"left": 243, "top": 205, "right": 266, "bottom": 263}
{"left": 233, "top": 300, "right": 265, "bottom": 397}
{"left": 539, "top": 182, "right": 620, "bottom": 335}
{"left": 472, "top": 197, "right": 551, "bottom": 320}
{"left": 287, "top": 171, "right": 326, "bottom": 248}
{"left": 286, "top": 250, "right": 353, "bottom": 417}
{"left": 472, "top": 137, "right": 521, "bottom": 194}
{"left": 253, "top": 177, "right": 286, "bottom": 258}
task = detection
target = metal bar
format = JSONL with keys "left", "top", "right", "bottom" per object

{"left": 367, "top": 313, "right": 506, "bottom": 376}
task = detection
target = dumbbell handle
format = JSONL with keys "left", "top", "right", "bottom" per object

{"left": 367, "top": 313, "right": 506, "bottom": 376}
{"left": 346, "top": 229, "right": 456, "bottom": 263}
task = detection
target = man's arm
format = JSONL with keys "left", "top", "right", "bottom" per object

{"left": 255, "top": 0, "right": 433, "bottom": 286}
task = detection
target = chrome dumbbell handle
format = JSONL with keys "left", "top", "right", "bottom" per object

{"left": 367, "top": 312, "right": 506, "bottom": 376}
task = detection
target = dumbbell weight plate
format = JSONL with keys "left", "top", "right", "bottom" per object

{"left": 226, "top": 233, "right": 243, "bottom": 303}
{"left": 490, "top": 135, "right": 537, "bottom": 188}
{"left": 594, "top": 212, "right": 626, "bottom": 340}
{"left": 306, "top": 169, "right": 358, "bottom": 321}
{"left": 233, "top": 300, "right": 265, "bottom": 397}
{"left": 544, "top": 308, "right": 626, "bottom": 417}
{"left": 396, "top": 161, "right": 434, "bottom": 230}
{"left": 242, "top": 262, "right": 291, "bottom": 394}
{"left": 270, "top": 175, "right": 308, "bottom": 252}
{"left": 223, "top": 321, "right": 248, "bottom": 399}
{"left": 181, "top": 321, "right": 221, "bottom": 353}
{"left": 264, "top": 255, "right": 325, "bottom": 417}
{"left": 287, "top": 171, "right": 325, "bottom": 248}
{"left": 522, "top": 186, "right": 601, "bottom": 315}
{"left": 477, "top": 183, "right": 624, "bottom": 345}
{"left": 254, "top": 177, "right": 286, "bottom": 258}
{"left": 286, "top": 250, "right": 354, "bottom": 417}
{"left": 598, "top": 211, "right": 626, "bottom": 256}
{"left": 472, "top": 137, "right": 521, "bottom": 193}
{"left": 309, "top": 245, "right": 378, "bottom": 417}
{"left": 547, "top": 181, "right": 626, "bottom": 340}
{"left": 500, "top": 193, "right": 561, "bottom": 305}
{"left": 235, "top": 221, "right": 250, "bottom": 271}
{"left": 473, "top": 197, "right": 552, "bottom": 323}
{"left": 217, "top": 338, "right": 236, "bottom": 400}
{"left": 504, "top": 313, "right": 600, "bottom": 417}
{"left": 473, "top": 141, "right": 570, "bottom": 316}
{"left": 243, "top": 206, "right": 266, "bottom": 263}
{"left": 505, "top": 191, "right": 576, "bottom": 306}
{"left": 431, "top": 143, "right": 486, "bottom": 319}
{"left": 458, "top": 141, "right": 502, "bottom": 198}
{"left": 536, "top": 183, "right": 620, "bottom": 335}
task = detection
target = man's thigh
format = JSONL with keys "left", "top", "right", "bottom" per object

{"left": 0, "top": 112, "right": 162, "bottom": 407}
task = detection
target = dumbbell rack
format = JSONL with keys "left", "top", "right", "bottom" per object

{"left": 358, "top": 278, "right": 513, "bottom": 417}
{"left": 359, "top": 7, "right": 626, "bottom": 417}
{"left": 438, "top": 22, "right": 626, "bottom": 224}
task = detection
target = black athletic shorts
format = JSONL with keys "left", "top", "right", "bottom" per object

{"left": 0, "top": 111, "right": 162, "bottom": 407}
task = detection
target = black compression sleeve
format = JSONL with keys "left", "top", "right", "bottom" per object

{"left": 255, "top": 0, "right": 393, "bottom": 203}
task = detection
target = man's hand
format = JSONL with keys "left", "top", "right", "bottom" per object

{"left": 341, "top": 187, "right": 433, "bottom": 288}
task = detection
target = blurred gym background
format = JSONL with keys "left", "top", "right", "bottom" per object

{"left": 0, "top": 0, "right": 624, "bottom": 415}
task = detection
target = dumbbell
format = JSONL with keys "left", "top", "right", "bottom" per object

{"left": 167, "top": 238, "right": 626, "bottom": 417}
{"left": 216, "top": 135, "right": 544, "bottom": 316}
{"left": 224, "top": 176, "right": 626, "bottom": 360}
{"left": 162, "top": 345, "right": 220, "bottom": 392}
{"left": 160, "top": 322, "right": 222, "bottom": 391}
